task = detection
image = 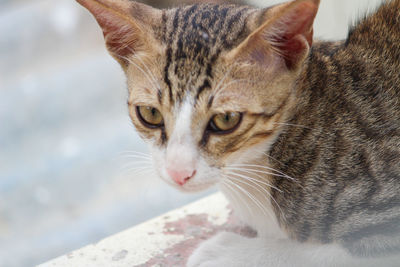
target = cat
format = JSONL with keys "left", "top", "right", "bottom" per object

{"left": 76, "top": 0, "right": 400, "bottom": 266}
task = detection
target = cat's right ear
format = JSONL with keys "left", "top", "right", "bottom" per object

{"left": 226, "top": 0, "right": 320, "bottom": 71}
{"left": 76, "top": 0, "right": 161, "bottom": 66}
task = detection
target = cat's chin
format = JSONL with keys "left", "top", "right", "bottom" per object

{"left": 166, "top": 180, "right": 217, "bottom": 193}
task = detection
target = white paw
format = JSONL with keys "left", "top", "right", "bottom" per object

{"left": 187, "top": 232, "right": 258, "bottom": 267}
{"left": 187, "top": 231, "right": 375, "bottom": 267}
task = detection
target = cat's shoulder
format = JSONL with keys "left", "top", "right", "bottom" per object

{"left": 346, "top": 0, "right": 400, "bottom": 49}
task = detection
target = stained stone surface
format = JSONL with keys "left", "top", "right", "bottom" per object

{"left": 0, "top": 0, "right": 382, "bottom": 267}
{"left": 38, "top": 193, "right": 257, "bottom": 267}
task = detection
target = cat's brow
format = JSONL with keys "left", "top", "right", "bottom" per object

{"left": 247, "top": 112, "right": 276, "bottom": 120}
{"left": 161, "top": 5, "right": 254, "bottom": 103}
{"left": 207, "top": 95, "right": 215, "bottom": 110}
{"left": 157, "top": 89, "right": 163, "bottom": 104}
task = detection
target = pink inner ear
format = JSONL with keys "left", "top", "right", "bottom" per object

{"left": 100, "top": 14, "right": 140, "bottom": 59}
{"left": 268, "top": 1, "right": 319, "bottom": 69}
{"left": 77, "top": 0, "right": 143, "bottom": 62}
{"left": 278, "top": 2, "right": 318, "bottom": 47}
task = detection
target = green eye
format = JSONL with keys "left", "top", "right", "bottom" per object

{"left": 136, "top": 106, "right": 164, "bottom": 128}
{"left": 209, "top": 112, "right": 242, "bottom": 134}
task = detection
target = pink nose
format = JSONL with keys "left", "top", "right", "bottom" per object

{"left": 167, "top": 168, "right": 196, "bottom": 186}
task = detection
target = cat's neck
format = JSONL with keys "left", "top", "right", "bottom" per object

{"left": 267, "top": 40, "right": 349, "bottom": 232}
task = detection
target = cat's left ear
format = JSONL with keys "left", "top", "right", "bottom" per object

{"left": 227, "top": 0, "right": 320, "bottom": 71}
{"left": 77, "top": 0, "right": 161, "bottom": 66}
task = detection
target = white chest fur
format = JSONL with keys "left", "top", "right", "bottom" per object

{"left": 219, "top": 183, "right": 287, "bottom": 239}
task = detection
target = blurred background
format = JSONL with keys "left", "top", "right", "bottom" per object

{"left": 0, "top": 0, "right": 383, "bottom": 266}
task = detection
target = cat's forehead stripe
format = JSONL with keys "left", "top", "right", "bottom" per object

{"left": 164, "top": 47, "right": 174, "bottom": 104}
{"left": 160, "top": 4, "right": 255, "bottom": 104}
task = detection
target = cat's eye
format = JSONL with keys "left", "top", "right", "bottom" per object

{"left": 136, "top": 106, "right": 164, "bottom": 128}
{"left": 208, "top": 112, "right": 242, "bottom": 134}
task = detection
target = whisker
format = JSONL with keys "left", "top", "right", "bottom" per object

{"left": 120, "top": 163, "right": 153, "bottom": 171}
{"left": 117, "top": 54, "right": 159, "bottom": 92}
{"left": 214, "top": 79, "right": 247, "bottom": 99}
{"left": 132, "top": 53, "right": 162, "bottom": 91}
{"left": 227, "top": 174, "right": 272, "bottom": 199}
{"left": 120, "top": 167, "right": 155, "bottom": 177}
{"left": 229, "top": 163, "right": 296, "bottom": 181}
{"left": 119, "top": 150, "right": 152, "bottom": 157}
{"left": 224, "top": 177, "right": 272, "bottom": 219}
{"left": 120, "top": 162, "right": 153, "bottom": 169}
{"left": 126, "top": 168, "right": 154, "bottom": 175}
{"left": 224, "top": 169, "right": 282, "bottom": 193}
{"left": 223, "top": 178, "right": 256, "bottom": 217}
{"left": 119, "top": 152, "right": 152, "bottom": 157}
{"left": 248, "top": 147, "right": 288, "bottom": 167}
{"left": 225, "top": 173, "right": 285, "bottom": 221}
{"left": 239, "top": 147, "right": 287, "bottom": 171}
{"left": 214, "top": 66, "right": 233, "bottom": 94}
{"left": 262, "top": 152, "right": 287, "bottom": 167}
{"left": 227, "top": 175, "right": 276, "bottom": 219}
{"left": 159, "top": 176, "right": 179, "bottom": 187}
{"left": 220, "top": 181, "right": 252, "bottom": 217}
{"left": 227, "top": 166, "right": 294, "bottom": 183}
{"left": 125, "top": 49, "right": 160, "bottom": 89}
{"left": 119, "top": 158, "right": 153, "bottom": 163}
{"left": 118, "top": 151, "right": 152, "bottom": 161}
{"left": 120, "top": 161, "right": 153, "bottom": 168}
{"left": 119, "top": 155, "right": 153, "bottom": 161}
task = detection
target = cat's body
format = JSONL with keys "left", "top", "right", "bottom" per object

{"left": 77, "top": 0, "right": 400, "bottom": 266}
{"left": 270, "top": 6, "right": 400, "bottom": 255}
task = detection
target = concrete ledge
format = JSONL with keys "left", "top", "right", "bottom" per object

{"left": 38, "top": 193, "right": 255, "bottom": 267}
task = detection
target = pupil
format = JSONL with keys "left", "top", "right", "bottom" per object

{"left": 151, "top": 108, "right": 156, "bottom": 116}
{"left": 225, "top": 114, "right": 230, "bottom": 122}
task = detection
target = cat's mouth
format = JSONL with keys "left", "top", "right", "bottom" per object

{"left": 159, "top": 168, "right": 219, "bottom": 193}
{"left": 170, "top": 179, "right": 217, "bottom": 193}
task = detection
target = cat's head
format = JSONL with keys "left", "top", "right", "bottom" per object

{"left": 78, "top": 0, "right": 319, "bottom": 192}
